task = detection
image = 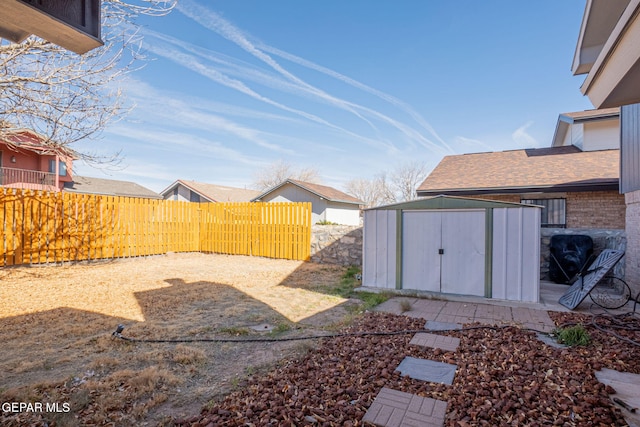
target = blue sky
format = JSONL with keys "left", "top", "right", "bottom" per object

{"left": 73, "top": 0, "right": 594, "bottom": 193}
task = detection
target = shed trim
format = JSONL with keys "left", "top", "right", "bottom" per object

{"left": 395, "top": 209, "right": 403, "bottom": 290}
{"left": 369, "top": 195, "right": 542, "bottom": 211}
{"left": 485, "top": 208, "right": 493, "bottom": 298}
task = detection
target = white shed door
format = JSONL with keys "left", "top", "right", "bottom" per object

{"left": 402, "top": 211, "right": 442, "bottom": 292}
{"left": 402, "top": 210, "right": 485, "bottom": 296}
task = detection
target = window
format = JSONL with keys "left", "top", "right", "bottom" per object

{"left": 173, "top": 188, "right": 178, "bottom": 201}
{"left": 189, "top": 190, "right": 200, "bottom": 203}
{"left": 521, "top": 198, "right": 566, "bottom": 228}
{"left": 49, "top": 160, "right": 67, "bottom": 176}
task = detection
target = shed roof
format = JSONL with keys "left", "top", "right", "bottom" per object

{"left": 417, "top": 147, "right": 619, "bottom": 197}
{"left": 367, "top": 195, "right": 542, "bottom": 211}
{"left": 161, "top": 180, "right": 260, "bottom": 202}
{"left": 252, "top": 179, "right": 364, "bottom": 205}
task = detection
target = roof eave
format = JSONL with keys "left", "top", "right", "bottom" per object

{"left": 417, "top": 181, "right": 620, "bottom": 197}
{"left": 572, "top": 0, "right": 632, "bottom": 76}
{"left": 579, "top": 0, "right": 640, "bottom": 108}
{"left": 160, "top": 179, "right": 217, "bottom": 202}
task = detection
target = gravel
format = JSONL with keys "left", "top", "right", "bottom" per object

{"left": 179, "top": 310, "right": 640, "bottom": 426}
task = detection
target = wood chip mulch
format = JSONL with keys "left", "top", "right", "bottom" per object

{"left": 180, "top": 310, "right": 640, "bottom": 427}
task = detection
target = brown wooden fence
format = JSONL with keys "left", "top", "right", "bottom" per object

{"left": 0, "top": 189, "right": 311, "bottom": 266}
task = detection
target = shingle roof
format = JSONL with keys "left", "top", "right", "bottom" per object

{"left": 63, "top": 176, "right": 162, "bottom": 199}
{"left": 169, "top": 180, "right": 261, "bottom": 202}
{"left": 417, "top": 147, "right": 619, "bottom": 196}
{"left": 253, "top": 179, "right": 364, "bottom": 205}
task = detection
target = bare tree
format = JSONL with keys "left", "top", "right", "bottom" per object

{"left": 344, "top": 173, "right": 396, "bottom": 208}
{"left": 0, "top": 0, "right": 175, "bottom": 162}
{"left": 252, "top": 160, "right": 321, "bottom": 191}
{"left": 390, "top": 161, "right": 428, "bottom": 202}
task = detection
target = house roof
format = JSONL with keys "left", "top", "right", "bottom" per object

{"left": 552, "top": 108, "right": 620, "bottom": 147}
{"left": 161, "top": 180, "right": 261, "bottom": 203}
{"left": 0, "top": 127, "right": 76, "bottom": 158}
{"left": 63, "top": 176, "right": 162, "bottom": 199}
{"left": 416, "top": 147, "right": 620, "bottom": 197}
{"left": 252, "top": 179, "right": 364, "bottom": 205}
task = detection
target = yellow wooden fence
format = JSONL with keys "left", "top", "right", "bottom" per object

{"left": 0, "top": 189, "right": 311, "bottom": 266}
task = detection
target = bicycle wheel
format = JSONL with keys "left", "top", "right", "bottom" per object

{"left": 589, "top": 276, "right": 631, "bottom": 309}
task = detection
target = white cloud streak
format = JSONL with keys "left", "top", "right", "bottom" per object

{"left": 141, "top": 32, "right": 394, "bottom": 150}
{"left": 511, "top": 121, "right": 538, "bottom": 147}
{"left": 172, "top": 0, "right": 452, "bottom": 154}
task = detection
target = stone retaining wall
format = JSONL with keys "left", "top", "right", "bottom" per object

{"left": 310, "top": 225, "right": 362, "bottom": 266}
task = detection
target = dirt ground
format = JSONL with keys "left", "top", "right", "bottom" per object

{"left": 0, "top": 253, "right": 361, "bottom": 426}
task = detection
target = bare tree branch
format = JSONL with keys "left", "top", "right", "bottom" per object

{"left": 390, "top": 161, "right": 428, "bottom": 202}
{"left": 252, "top": 160, "right": 321, "bottom": 191}
{"left": 0, "top": 0, "right": 176, "bottom": 164}
{"left": 345, "top": 173, "right": 396, "bottom": 208}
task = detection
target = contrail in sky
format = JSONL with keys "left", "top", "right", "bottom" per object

{"left": 175, "top": 0, "right": 451, "bottom": 155}
{"left": 142, "top": 34, "right": 396, "bottom": 151}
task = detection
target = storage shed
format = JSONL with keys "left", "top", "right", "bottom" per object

{"left": 363, "top": 196, "right": 542, "bottom": 302}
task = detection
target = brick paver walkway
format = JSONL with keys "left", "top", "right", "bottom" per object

{"left": 362, "top": 387, "right": 447, "bottom": 427}
{"left": 375, "top": 298, "right": 556, "bottom": 332}
{"left": 363, "top": 296, "right": 558, "bottom": 426}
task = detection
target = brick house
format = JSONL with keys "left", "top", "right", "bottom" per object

{"left": 570, "top": 0, "right": 640, "bottom": 295}
{"left": 417, "top": 108, "right": 624, "bottom": 230}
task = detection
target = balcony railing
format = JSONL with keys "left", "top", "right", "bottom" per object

{"left": 0, "top": 167, "right": 57, "bottom": 191}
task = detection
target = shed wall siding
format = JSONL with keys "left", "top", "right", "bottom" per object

{"left": 491, "top": 207, "right": 540, "bottom": 303}
{"left": 621, "top": 103, "right": 640, "bottom": 194}
{"left": 362, "top": 210, "right": 396, "bottom": 289}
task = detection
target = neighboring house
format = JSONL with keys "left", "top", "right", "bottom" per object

{"left": 571, "top": 0, "right": 640, "bottom": 293}
{"left": 552, "top": 108, "right": 619, "bottom": 150}
{"left": 63, "top": 176, "right": 162, "bottom": 199}
{"left": 252, "top": 179, "right": 364, "bottom": 226}
{"left": 160, "top": 180, "right": 260, "bottom": 203}
{"left": 416, "top": 145, "right": 624, "bottom": 229}
{"left": 0, "top": 127, "right": 74, "bottom": 192}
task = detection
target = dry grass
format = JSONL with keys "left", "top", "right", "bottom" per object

{"left": 0, "top": 253, "right": 357, "bottom": 426}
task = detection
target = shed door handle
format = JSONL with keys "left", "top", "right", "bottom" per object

{"left": 438, "top": 249, "right": 444, "bottom": 255}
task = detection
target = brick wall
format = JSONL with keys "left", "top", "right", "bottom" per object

{"left": 625, "top": 191, "right": 640, "bottom": 297}
{"left": 469, "top": 191, "right": 625, "bottom": 229}
{"left": 566, "top": 191, "right": 625, "bottom": 229}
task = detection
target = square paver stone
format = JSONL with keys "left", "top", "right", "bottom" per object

{"left": 410, "top": 332, "right": 460, "bottom": 352}
{"left": 425, "top": 320, "right": 462, "bottom": 331}
{"left": 363, "top": 387, "right": 447, "bottom": 427}
{"left": 395, "top": 356, "right": 457, "bottom": 385}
